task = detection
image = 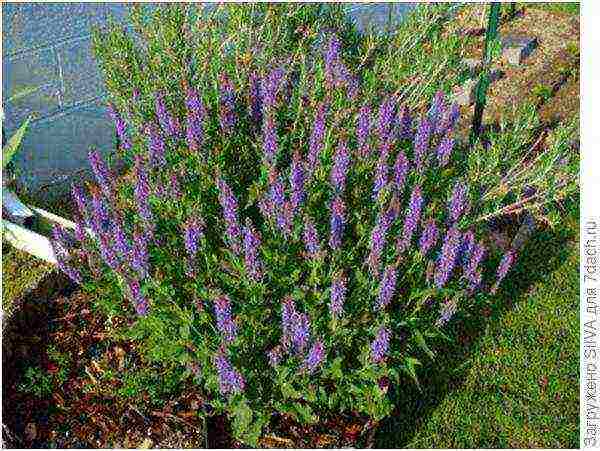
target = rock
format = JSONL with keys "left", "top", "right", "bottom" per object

{"left": 501, "top": 35, "right": 538, "bottom": 65}
{"left": 453, "top": 79, "right": 478, "bottom": 106}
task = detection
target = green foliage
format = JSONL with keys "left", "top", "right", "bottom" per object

{"left": 532, "top": 84, "right": 553, "bottom": 103}
{"left": 18, "top": 366, "right": 53, "bottom": 398}
{"left": 74, "top": 4, "right": 581, "bottom": 445}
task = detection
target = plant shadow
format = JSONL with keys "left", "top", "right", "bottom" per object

{"left": 374, "top": 200, "right": 579, "bottom": 448}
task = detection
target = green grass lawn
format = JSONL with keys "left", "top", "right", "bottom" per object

{"left": 376, "top": 203, "right": 579, "bottom": 448}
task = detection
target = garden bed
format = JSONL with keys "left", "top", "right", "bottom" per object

{"left": 2, "top": 3, "right": 579, "bottom": 448}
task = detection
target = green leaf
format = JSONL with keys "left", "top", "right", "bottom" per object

{"left": 292, "top": 402, "right": 317, "bottom": 424}
{"left": 413, "top": 329, "right": 435, "bottom": 360}
{"left": 404, "top": 356, "right": 422, "bottom": 389}
{"left": 7, "top": 86, "right": 38, "bottom": 103}
{"left": 3, "top": 116, "right": 31, "bottom": 169}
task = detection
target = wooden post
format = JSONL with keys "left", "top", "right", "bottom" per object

{"left": 470, "top": 2, "right": 501, "bottom": 144}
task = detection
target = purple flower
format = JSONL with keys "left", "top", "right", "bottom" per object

{"left": 281, "top": 297, "right": 297, "bottom": 350}
{"left": 248, "top": 71, "right": 263, "bottom": 127}
{"left": 439, "top": 102, "right": 460, "bottom": 134}
{"left": 357, "top": 104, "right": 371, "bottom": 157}
{"left": 185, "top": 87, "right": 206, "bottom": 152}
{"left": 71, "top": 184, "right": 88, "bottom": 218}
{"left": 88, "top": 149, "right": 112, "bottom": 199}
{"left": 170, "top": 173, "right": 182, "bottom": 199}
{"left": 436, "top": 133, "right": 454, "bottom": 168}
{"left": 433, "top": 226, "right": 462, "bottom": 288}
{"left": 99, "top": 233, "right": 120, "bottom": 272}
{"left": 398, "top": 185, "right": 424, "bottom": 252}
{"left": 429, "top": 90, "right": 446, "bottom": 132}
{"left": 293, "top": 312, "right": 311, "bottom": 354}
{"left": 367, "top": 203, "right": 397, "bottom": 274}
{"left": 183, "top": 216, "right": 204, "bottom": 258}
{"left": 89, "top": 190, "right": 110, "bottom": 236}
{"left": 131, "top": 229, "right": 149, "bottom": 278}
{"left": 372, "top": 143, "right": 391, "bottom": 200}
{"left": 267, "top": 346, "right": 283, "bottom": 367}
{"left": 329, "top": 195, "right": 346, "bottom": 250}
{"left": 262, "top": 67, "right": 285, "bottom": 110}
{"left": 448, "top": 181, "right": 469, "bottom": 223}
{"left": 50, "top": 225, "right": 82, "bottom": 284}
{"left": 376, "top": 265, "right": 397, "bottom": 310}
{"left": 146, "top": 122, "right": 166, "bottom": 167}
{"left": 112, "top": 217, "right": 130, "bottom": 258}
{"left": 290, "top": 151, "right": 306, "bottom": 212}
{"left": 493, "top": 250, "right": 517, "bottom": 293}
{"left": 243, "top": 219, "right": 263, "bottom": 281}
{"left": 436, "top": 298, "right": 457, "bottom": 327}
{"left": 330, "top": 139, "right": 350, "bottom": 192}
{"left": 214, "top": 353, "right": 245, "bottom": 395}
{"left": 107, "top": 103, "right": 131, "bottom": 150}
{"left": 329, "top": 273, "right": 347, "bottom": 318}
{"left": 393, "top": 150, "right": 409, "bottom": 194}
{"left": 307, "top": 102, "right": 327, "bottom": 174}
{"left": 324, "top": 34, "right": 341, "bottom": 86}
{"left": 217, "top": 176, "right": 242, "bottom": 254}
{"left": 263, "top": 115, "right": 278, "bottom": 164}
{"left": 398, "top": 105, "right": 413, "bottom": 140}
{"left": 465, "top": 241, "right": 486, "bottom": 288}
{"left": 377, "top": 97, "right": 396, "bottom": 143}
{"left": 413, "top": 117, "right": 432, "bottom": 173}
{"left": 127, "top": 278, "right": 149, "bottom": 316}
{"left": 303, "top": 340, "right": 325, "bottom": 373}
{"left": 371, "top": 326, "right": 391, "bottom": 363}
{"left": 419, "top": 218, "right": 439, "bottom": 256}
{"left": 133, "top": 156, "right": 153, "bottom": 225}
{"left": 155, "top": 91, "right": 180, "bottom": 137}
{"left": 303, "top": 217, "right": 321, "bottom": 259}
{"left": 218, "top": 73, "right": 236, "bottom": 135}
{"left": 214, "top": 296, "right": 237, "bottom": 343}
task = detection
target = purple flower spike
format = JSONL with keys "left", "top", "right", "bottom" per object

{"left": 131, "top": 229, "right": 149, "bottom": 279}
{"left": 377, "top": 97, "right": 396, "bottom": 143}
{"left": 329, "top": 273, "right": 347, "bottom": 318}
{"left": 155, "top": 91, "right": 180, "bottom": 137}
{"left": 465, "top": 242, "right": 486, "bottom": 288}
{"left": 436, "top": 133, "right": 454, "bottom": 168}
{"left": 214, "top": 296, "right": 237, "bottom": 343}
{"left": 440, "top": 102, "right": 460, "bottom": 134}
{"left": 248, "top": 71, "right": 263, "bottom": 127}
{"left": 493, "top": 249, "right": 517, "bottom": 293}
{"left": 243, "top": 219, "right": 263, "bottom": 282}
{"left": 372, "top": 143, "right": 391, "bottom": 201}
{"left": 398, "top": 105, "right": 413, "bottom": 140}
{"left": 88, "top": 149, "right": 113, "bottom": 199}
{"left": 290, "top": 151, "right": 306, "bottom": 212}
{"left": 128, "top": 279, "right": 149, "bottom": 316}
{"left": 330, "top": 139, "right": 351, "bottom": 193}
{"left": 133, "top": 156, "right": 153, "bottom": 225}
{"left": 107, "top": 103, "right": 131, "bottom": 150}
{"left": 429, "top": 90, "right": 447, "bottom": 132}
{"left": 262, "top": 67, "right": 285, "bottom": 111}
{"left": 113, "top": 218, "right": 130, "bottom": 258}
{"left": 398, "top": 185, "right": 424, "bottom": 252}
{"left": 281, "top": 297, "right": 297, "bottom": 351}
{"left": 183, "top": 216, "right": 204, "bottom": 258}
{"left": 413, "top": 117, "right": 432, "bottom": 173}
{"left": 433, "top": 226, "right": 462, "bottom": 289}
{"left": 419, "top": 218, "right": 439, "bottom": 256}
{"left": 214, "top": 353, "right": 245, "bottom": 396}
{"left": 146, "top": 122, "right": 166, "bottom": 168}
{"left": 367, "top": 204, "right": 397, "bottom": 274}
{"left": 357, "top": 104, "right": 371, "bottom": 158}
{"left": 263, "top": 115, "right": 278, "bottom": 164}
{"left": 50, "top": 225, "right": 82, "bottom": 284}
{"left": 448, "top": 181, "right": 469, "bottom": 223}
{"left": 71, "top": 184, "right": 88, "bottom": 218}
{"left": 376, "top": 265, "right": 397, "bottom": 310}
{"left": 393, "top": 150, "right": 409, "bottom": 195}
{"left": 329, "top": 195, "right": 346, "bottom": 250}
{"left": 308, "top": 102, "right": 327, "bottom": 174}
{"left": 371, "top": 326, "right": 391, "bottom": 363}
{"left": 216, "top": 176, "right": 242, "bottom": 255}
{"left": 303, "top": 217, "right": 321, "bottom": 260}
{"left": 324, "top": 34, "right": 341, "bottom": 86}
{"left": 293, "top": 312, "right": 311, "bottom": 354}
{"left": 89, "top": 190, "right": 110, "bottom": 235}
{"left": 303, "top": 340, "right": 325, "bottom": 373}
{"left": 185, "top": 87, "right": 206, "bottom": 152}
{"left": 99, "top": 233, "right": 120, "bottom": 272}
{"left": 218, "top": 73, "right": 236, "bottom": 135}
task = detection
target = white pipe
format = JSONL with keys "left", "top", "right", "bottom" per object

{"left": 2, "top": 219, "right": 57, "bottom": 264}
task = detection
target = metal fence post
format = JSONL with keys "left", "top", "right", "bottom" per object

{"left": 470, "top": 2, "right": 501, "bottom": 143}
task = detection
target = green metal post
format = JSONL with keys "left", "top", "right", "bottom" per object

{"left": 470, "top": 2, "right": 501, "bottom": 144}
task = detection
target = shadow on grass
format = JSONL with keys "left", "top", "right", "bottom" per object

{"left": 374, "top": 201, "right": 579, "bottom": 448}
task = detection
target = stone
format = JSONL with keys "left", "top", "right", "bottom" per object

{"left": 501, "top": 35, "right": 538, "bottom": 65}
{"left": 453, "top": 78, "right": 478, "bottom": 106}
